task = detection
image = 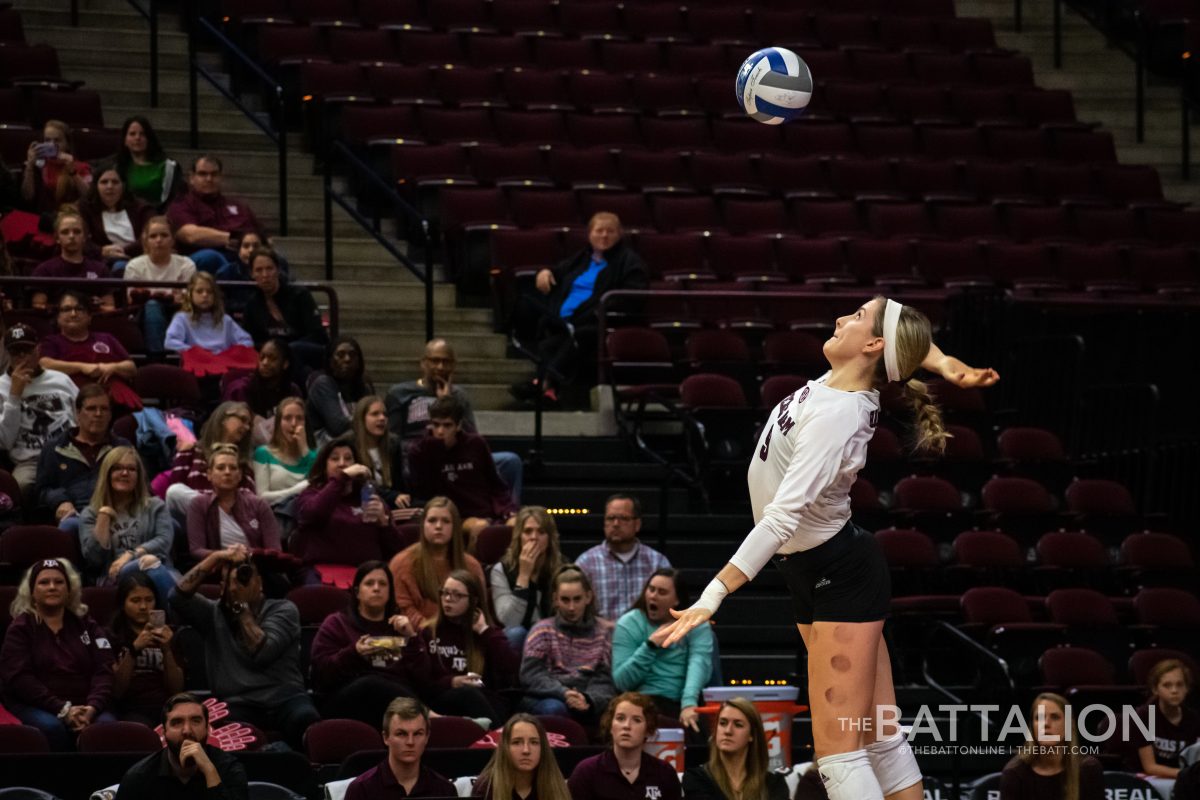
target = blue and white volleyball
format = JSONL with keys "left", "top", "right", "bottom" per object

{"left": 735, "top": 47, "right": 813, "bottom": 125}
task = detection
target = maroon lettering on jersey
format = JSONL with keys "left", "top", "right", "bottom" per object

{"left": 758, "top": 426, "right": 773, "bottom": 460}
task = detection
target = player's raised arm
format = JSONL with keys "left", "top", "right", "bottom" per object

{"left": 921, "top": 342, "right": 1000, "bottom": 389}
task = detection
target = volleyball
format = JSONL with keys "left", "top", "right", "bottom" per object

{"left": 734, "top": 47, "right": 813, "bottom": 125}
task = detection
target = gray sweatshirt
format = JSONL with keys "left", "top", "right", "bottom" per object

{"left": 169, "top": 590, "right": 307, "bottom": 707}
{"left": 79, "top": 498, "right": 174, "bottom": 576}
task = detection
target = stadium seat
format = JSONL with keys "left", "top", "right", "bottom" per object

{"left": 1118, "top": 532, "right": 1196, "bottom": 589}
{"left": 429, "top": 716, "right": 487, "bottom": 748}
{"left": 134, "top": 364, "right": 202, "bottom": 409}
{"left": 305, "top": 719, "right": 381, "bottom": 764}
{"left": 0, "top": 526, "right": 83, "bottom": 578}
{"left": 1034, "top": 531, "right": 1110, "bottom": 592}
{"left": 0, "top": 726, "right": 50, "bottom": 754}
{"left": 77, "top": 722, "right": 162, "bottom": 753}
{"left": 1129, "top": 648, "right": 1200, "bottom": 688}
{"left": 960, "top": 586, "right": 1066, "bottom": 684}
{"left": 286, "top": 584, "right": 348, "bottom": 626}
{"left": 474, "top": 524, "right": 513, "bottom": 566}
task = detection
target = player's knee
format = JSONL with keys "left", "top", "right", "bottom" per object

{"left": 866, "top": 732, "right": 923, "bottom": 796}
{"left": 817, "top": 749, "right": 885, "bottom": 800}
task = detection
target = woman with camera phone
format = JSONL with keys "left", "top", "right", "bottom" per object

{"left": 170, "top": 544, "right": 320, "bottom": 749}
{"left": 309, "top": 561, "right": 435, "bottom": 728}
{"left": 108, "top": 572, "right": 184, "bottom": 725}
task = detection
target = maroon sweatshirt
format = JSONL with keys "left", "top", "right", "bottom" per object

{"left": 408, "top": 432, "right": 517, "bottom": 520}
{"left": 566, "top": 750, "right": 681, "bottom": 800}
{"left": 422, "top": 619, "right": 520, "bottom": 693}
{"left": 0, "top": 612, "right": 115, "bottom": 714}
{"left": 292, "top": 474, "right": 404, "bottom": 567}
{"left": 308, "top": 609, "right": 434, "bottom": 695}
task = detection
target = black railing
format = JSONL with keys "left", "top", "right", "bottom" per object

{"left": 185, "top": 4, "right": 288, "bottom": 234}
{"left": 0, "top": 277, "right": 340, "bottom": 339}
{"left": 323, "top": 141, "right": 435, "bottom": 342}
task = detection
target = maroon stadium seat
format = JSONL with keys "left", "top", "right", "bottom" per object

{"left": 77, "top": 721, "right": 162, "bottom": 753}
{"left": 286, "top": 584, "right": 349, "bottom": 626}
{"left": 0, "top": 725, "right": 51, "bottom": 754}
{"left": 0, "top": 525, "right": 83, "bottom": 572}
{"left": 304, "top": 718, "right": 381, "bottom": 764}
{"left": 429, "top": 716, "right": 487, "bottom": 748}
{"left": 475, "top": 524, "right": 513, "bottom": 566}
{"left": 759, "top": 375, "right": 809, "bottom": 410}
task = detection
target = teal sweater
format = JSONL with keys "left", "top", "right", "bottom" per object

{"left": 612, "top": 608, "right": 714, "bottom": 710}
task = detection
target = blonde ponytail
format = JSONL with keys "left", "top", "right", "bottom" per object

{"left": 903, "top": 378, "right": 950, "bottom": 455}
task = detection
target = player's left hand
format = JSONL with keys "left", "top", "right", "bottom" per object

{"left": 660, "top": 606, "right": 712, "bottom": 648}
{"left": 939, "top": 356, "right": 999, "bottom": 389}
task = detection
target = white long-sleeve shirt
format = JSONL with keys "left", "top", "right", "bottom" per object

{"left": 0, "top": 369, "right": 79, "bottom": 464}
{"left": 730, "top": 373, "right": 880, "bottom": 580}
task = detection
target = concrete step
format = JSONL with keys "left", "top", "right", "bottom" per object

{"left": 332, "top": 280, "right": 457, "bottom": 308}
{"left": 355, "top": 330, "right": 509, "bottom": 359}
{"left": 26, "top": 24, "right": 191, "bottom": 55}
{"left": 338, "top": 307, "right": 493, "bottom": 328}
{"left": 16, "top": 4, "right": 168, "bottom": 29}
{"left": 275, "top": 234, "right": 411, "bottom": 264}
{"left": 368, "top": 355, "right": 527, "bottom": 383}
{"left": 93, "top": 87, "right": 248, "bottom": 114}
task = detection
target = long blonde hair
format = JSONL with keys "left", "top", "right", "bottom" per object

{"left": 351, "top": 394, "right": 392, "bottom": 489}
{"left": 501, "top": 506, "right": 563, "bottom": 585}
{"left": 476, "top": 714, "right": 571, "bottom": 800}
{"left": 870, "top": 295, "right": 949, "bottom": 454}
{"left": 89, "top": 446, "right": 151, "bottom": 513}
{"left": 11, "top": 559, "right": 88, "bottom": 621}
{"left": 413, "top": 497, "right": 467, "bottom": 606}
{"left": 268, "top": 396, "right": 307, "bottom": 457}
{"left": 706, "top": 698, "right": 772, "bottom": 800}
{"left": 181, "top": 271, "right": 226, "bottom": 323}
{"left": 1016, "top": 692, "right": 1083, "bottom": 800}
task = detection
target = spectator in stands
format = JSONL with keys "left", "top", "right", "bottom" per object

{"left": 241, "top": 246, "right": 326, "bottom": 374}
{"left": 21, "top": 119, "right": 92, "bottom": 213}
{"left": 309, "top": 560, "right": 429, "bottom": 728}
{"left": 38, "top": 289, "right": 139, "bottom": 409}
{"left": 30, "top": 209, "right": 115, "bottom": 310}
{"left": 387, "top": 338, "right": 523, "bottom": 502}
{"left": 519, "top": 565, "right": 615, "bottom": 723}
{"left": 1000, "top": 692, "right": 1103, "bottom": 800}
{"left": 165, "top": 272, "right": 256, "bottom": 376}
{"left": 36, "top": 384, "right": 129, "bottom": 537}
{"left": 0, "top": 558, "right": 116, "bottom": 750}
{"left": 79, "top": 446, "right": 178, "bottom": 601}
{"left": 513, "top": 211, "right": 647, "bottom": 409}
{"left": 166, "top": 155, "right": 263, "bottom": 277}
{"left": 472, "top": 713, "right": 572, "bottom": 800}
{"left": 408, "top": 396, "right": 518, "bottom": 548}
{"left": 252, "top": 396, "right": 312, "bottom": 523}
{"left": 567, "top": 692, "right": 681, "bottom": 800}
{"left": 424, "top": 569, "right": 518, "bottom": 722}
{"left": 345, "top": 697, "right": 456, "bottom": 800}
{"left": 575, "top": 494, "right": 670, "bottom": 621}
{"left": 115, "top": 116, "right": 182, "bottom": 210}
{"left": 221, "top": 230, "right": 266, "bottom": 315}
{"left": 171, "top": 545, "right": 320, "bottom": 748}
{"left": 108, "top": 571, "right": 184, "bottom": 725}
{"left": 682, "top": 697, "right": 790, "bottom": 800}
{"left": 292, "top": 438, "right": 404, "bottom": 584}
{"left": 123, "top": 215, "right": 195, "bottom": 355}
{"left": 389, "top": 496, "right": 488, "bottom": 627}
{"left": 79, "top": 163, "right": 152, "bottom": 272}
{"left": 308, "top": 335, "right": 373, "bottom": 445}
{"left": 165, "top": 400, "right": 255, "bottom": 522}
{"left": 613, "top": 568, "right": 712, "bottom": 731}
{"left": 224, "top": 337, "right": 302, "bottom": 444}
{"left": 186, "top": 443, "right": 280, "bottom": 562}
{"left": 0, "top": 323, "right": 79, "bottom": 499}
{"left": 117, "top": 692, "right": 249, "bottom": 799}
{"left": 1131, "top": 659, "right": 1199, "bottom": 798}
{"left": 352, "top": 394, "right": 412, "bottom": 516}
{"left": 490, "top": 505, "right": 563, "bottom": 650}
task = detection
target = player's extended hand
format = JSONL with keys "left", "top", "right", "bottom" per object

{"left": 661, "top": 605, "right": 712, "bottom": 648}
{"left": 938, "top": 356, "right": 999, "bottom": 389}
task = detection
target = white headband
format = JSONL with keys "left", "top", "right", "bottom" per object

{"left": 882, "top": 299, "right": 903, "bottom": 383}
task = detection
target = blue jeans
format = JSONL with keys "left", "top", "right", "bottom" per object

{"left": 111, "top": 259, "right": 128, "bottom": 277}
{"left": 504, "top": 625, "right": 529, "bottom": 653}
{"left": 11, "top": 703, "right": 117, "bottom": 751}
{"left": 142, "top": 299, "right": 168, "bottom": 354}
{"left": 493, "top": 451, "right": 523, "bottom": 504}
{"left": 117, "top": 560, "right": 179, "bottom": 607}
{"left": 524, "top": 697, "right": 569, "bottom": 717}
{"left": 59, "top": 514, "right": 81, "bottom": 540}
{"left": 189, "top": 248, "right": 233, "bottom": 275}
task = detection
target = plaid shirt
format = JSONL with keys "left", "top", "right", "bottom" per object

{"left": 574, "top": 540, "right": 671, "bottom": 620}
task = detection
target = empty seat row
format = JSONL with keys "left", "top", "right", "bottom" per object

{"left": 301, "top": 62, "right": 1067, "bottom": 122}
{"left": 265, "top": 26, "right": 1024, "bottom": 80}
{"left": 376, "top": 139, "right": 1151, "bottom": 202}
{"left": 231, "top": 0, "right": 967, "bottom": 43}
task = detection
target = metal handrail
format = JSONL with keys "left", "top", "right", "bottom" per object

{"left": 0, "top": 277, "right": 339, "bottom": 338}
{"left": 185, "top": 3, "right": 288, "bottom": 234}
{"left": 323, "top": 141, "right": 434, "bottom": 342}
{"left": 921, "top": 620, "right": 1015, "bottom": 718}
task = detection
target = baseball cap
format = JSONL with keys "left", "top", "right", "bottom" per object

{"left": 3, "top": 323, "right": 39, "bottom": 351}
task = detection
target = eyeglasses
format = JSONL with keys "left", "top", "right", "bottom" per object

{"left": 225, "top": 414, "right": 252, "bottom": 424}
{"left": 604, "top": 515, "right": 636, "bottom": 524}
{"left": 58, "top": 306, "right": 85, "bottom": 314}
{"left": 112, "top": 465, "right": 138, "bottom": 474}
{"left": 439, "top": 590, "right": 469, "bottom": 601}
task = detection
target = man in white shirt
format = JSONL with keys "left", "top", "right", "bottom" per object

{"left": 0, "top": 324, "right": 79, "bottom": 501}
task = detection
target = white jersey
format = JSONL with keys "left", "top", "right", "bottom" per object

{"left": 730, "top": 372, "right": 880, "bottom": 580}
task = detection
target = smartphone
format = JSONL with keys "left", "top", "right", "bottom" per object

{"left": 149, "top": 610, "right": 166, "bottom": 629}
{"left": 34, "top": 142, "right": 58, "bottom": 159}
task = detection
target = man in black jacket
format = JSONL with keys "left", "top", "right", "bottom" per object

{"left": 117, "top": 693, "right": 248, "bottom": 800}
{"left": 514, "top": 212, "right": 648, "bottom": 408}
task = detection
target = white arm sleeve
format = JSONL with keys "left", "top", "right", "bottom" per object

{"left": 728, "top": 418, "right": 857, "bottom": 580}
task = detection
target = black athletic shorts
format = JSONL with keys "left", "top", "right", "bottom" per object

{"left": 774, "top": 520, "right": 891, "bottom": 625}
